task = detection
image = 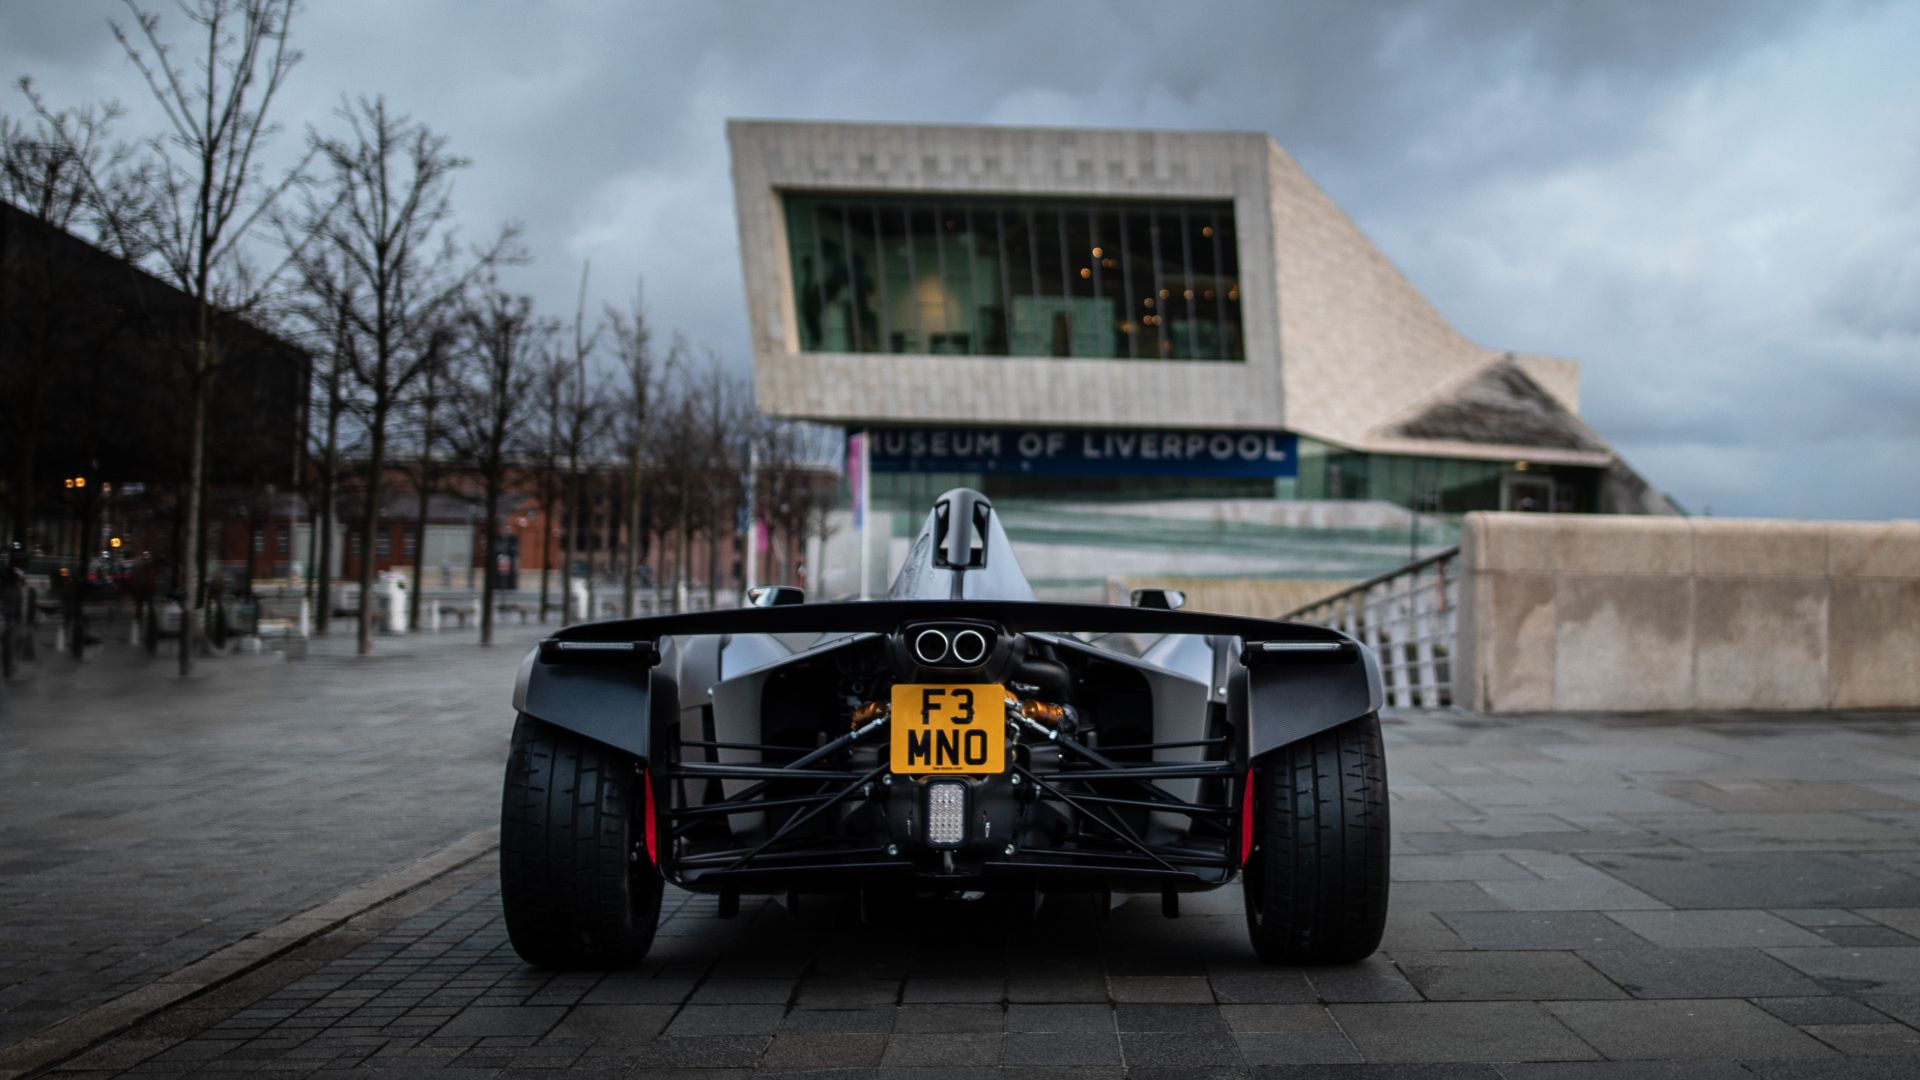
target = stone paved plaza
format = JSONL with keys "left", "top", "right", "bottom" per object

{"left": 5, "top": 636, "right": 1920, "bottom": 1077}
{"left": 0, "top": 628, "right": 546, "bottom": 1056}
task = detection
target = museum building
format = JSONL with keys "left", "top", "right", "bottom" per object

{"left": 726, "top": 120, "right": 1674, "bottom": 516}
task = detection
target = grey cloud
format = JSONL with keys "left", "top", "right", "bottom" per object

{"left": 2, "top": 0, "right": 1913, "bottom": 520}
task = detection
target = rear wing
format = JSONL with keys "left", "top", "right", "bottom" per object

{"left": 545, "top": 598, "right": 1355, "bottom": 655}
{"left": 518, "top": 599, "right": 1381, "bottom": 763}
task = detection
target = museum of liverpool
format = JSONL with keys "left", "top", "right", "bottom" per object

{"left": 726, "top": 119, "right": 1675, "bottom": 518}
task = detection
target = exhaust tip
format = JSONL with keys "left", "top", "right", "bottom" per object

{"left": 950, "top": 628, "right": 989, "bottom": 665}
{"left": 912, "top": 628, "right": 949, "bottom": 665}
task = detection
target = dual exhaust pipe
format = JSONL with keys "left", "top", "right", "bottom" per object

{"left": 913, "top": 627, "right": 990, "bottom": 666}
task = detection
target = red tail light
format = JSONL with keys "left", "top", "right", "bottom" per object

{"left": 642, "top": 767, "right": 659, "bottom": 866}
{"left": 1238, "top": 766, "right": 1255, "bottom": 867}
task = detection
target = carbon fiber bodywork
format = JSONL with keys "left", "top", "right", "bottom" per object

{"left": 509, "top": 489, "right": 1382, "bottom": 897}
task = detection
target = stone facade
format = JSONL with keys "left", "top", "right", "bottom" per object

{"left": 727, "top": 119, "right": 1601, "bottom": 466}
{"left": 728, "top": 120, "right": 1283, "bottom": 429}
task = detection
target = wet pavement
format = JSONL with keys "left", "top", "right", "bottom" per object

{"left": 5, "top": 635, "right": 1920, "bottom": 1076}
{"left": 0, "top": 626, "right": 545, "bottom": 1059}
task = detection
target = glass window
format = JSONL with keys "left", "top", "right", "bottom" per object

{"left": 784, "top": 193, "right": 1244, "bottom": 362}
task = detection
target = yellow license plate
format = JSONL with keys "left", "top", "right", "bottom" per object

{"left": 890, "top": 683, "right": 1006, "bottom": 775}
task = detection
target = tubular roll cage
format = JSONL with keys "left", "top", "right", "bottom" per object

{"left": 660, "top": 698, "right": 1243, "bottom": 888}
{"left": 537, "top": 599, "right": 1364, "bottom": 889}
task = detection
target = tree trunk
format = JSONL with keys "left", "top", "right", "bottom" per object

{"left": 356, "top": 400, "right": 387, "bottom": 655}
{"left": 69, "top": 475, "right": 95, "bottom": 660}
{"left": 562, "top": 457, "right": 579, "bottom": 624}
{"left": 480, "top": 477, "right": 499, "bottom": 647}
{"left": 707, "top": 518, "right": 720, "bottom": 608}
{"left": 314, "top": 365, "right": 340, "bottom": 635}
{"left": 675, "top": 504, "right": 689, "bottom": 613}
{"left": 409, "top": 369, "right": 436, "bottom": 630}
{"left": 537, "top": 466, "right": 554, "bottom": 622}
{"left": 242, "top": 512, "right": 257, "bottom": 600}
{"left": 409, "top": 475, "right": 427, "bottom": 629}
{"left": 623, "top": 452, "right": 641, "bottom": 616}
{"left": 178, "top": 320, "right": 209, "bottom": 677}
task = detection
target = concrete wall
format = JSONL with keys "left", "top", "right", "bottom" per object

{"left": 1457, "top": 513, "right": 1920, "bottom": 712}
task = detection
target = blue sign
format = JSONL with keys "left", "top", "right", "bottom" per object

{"left": 865, "top": 426, "right": 1299, "bottom": 478}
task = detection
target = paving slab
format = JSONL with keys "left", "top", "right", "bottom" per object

{"left": 0, "top": 626, "right": 547, "bottom": 1057}
{"left": 1576, "top": 947, "right": 1830, "bottom": 999}
{"left": 4, "top": 692, "right": 1919, "bottom": 1076}
{"left": 1391, "top": 951, "right": 1626, "bottom": 1001}
{"left": 1602, "top": 909, "right": 1833, "bottom": 949}
{"left": 1543, "top": 999, "right": 1834, "bottom": 1060}
{"left": 1754, "top": 994, "right": 1903, "bottom": 1026}
{"left": 1329, "top": 1001, "right": 1599, "bottom": 1063}
{"left": 1766, "top": 947, "right": 1920, "bottom": 993}
{"left": 1580, "top": 851, "right": 1920, "bottom": 909}
{"left": 1436, "top": 912, "right": 1652, "bottom": 951}
{"left": 1499, "top": 1063, "right": 1756, "bottom": 1079}
{"left": 1004, "top": 1003, "right": 1115, "bottom": 1033}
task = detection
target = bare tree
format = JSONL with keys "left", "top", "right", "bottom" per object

{"left": 696, "top": 359, "right": 753, "bottom": 608}
{"left": 404, "top": 323, "right": 453, "bottom": 627}
{"left": 756, "top": 421, "right": 836, "bottom": 591}
{"left": 296, "top": 96, "right": 511, "bottom": 655}
{"left": 605, "top": 283, "right": 672, "bottom": 616}
{"left": 643, "top": 372, "right": 699, "bottom": 611}
{"left": 556, "top": 264, "right": 606, "bottom": 624}
{"left": 301, "top": 269, "right": 358, "bottom": 634}
{"left": 446, "top": 285, "right": 543, "bottom": 645}
{"left": 527, "top": 350, "right": 569, "bottom": 620}
{"left": 110, "top": 0, "right": 312, "bottom": 674}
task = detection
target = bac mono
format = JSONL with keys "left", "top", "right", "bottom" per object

{"left": 499, "top": 488, "right": 1390, "bottom": 968}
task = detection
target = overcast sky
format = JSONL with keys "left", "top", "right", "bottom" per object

{"left": 5, "top": 0, "right": 1915, "bottom": 520}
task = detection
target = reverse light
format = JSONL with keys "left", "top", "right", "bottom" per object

{"left": 925, "top": 780, "right": 968, "bottom": 848}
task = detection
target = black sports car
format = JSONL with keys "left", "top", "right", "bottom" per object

{"left": 501, "top": 488, "right": 1389, "bottom": 967}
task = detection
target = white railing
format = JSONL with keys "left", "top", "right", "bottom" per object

{"left": 1283, "top": 546, "right": 1460, "bottom": 708}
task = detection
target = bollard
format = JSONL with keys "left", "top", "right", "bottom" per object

{"left": 297, "top": 597, "right": 311, "bottom": 639}
{"left": 385, "top": 576, "right": 409, "bottom": 634}
{"left": 54, "top": 622, "right": 67, "bottom": 654}
{"left": 429, "top": 598, "right": 441, "bottom": 633}
{"left": 129, "top": 612, "right": 142, "bottom": 646}
{"left": 471, "top": 596, "right": 481, "bottom": 629}
{"left": 570, "top": 578, "right": 589, "bottom": 623}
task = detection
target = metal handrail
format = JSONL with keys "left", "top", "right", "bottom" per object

{"left": 1281, "top": 545, "right": 1461, "bottom": 708}
{"left": 1278, "top": 545, "right": 1460, "bottom": 621}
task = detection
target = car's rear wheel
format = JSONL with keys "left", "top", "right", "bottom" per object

{"left": 1243, "top": 711, "right": 1389, "bottom": 963}
{"left": 500, "top": 714, "right": 662, "bottom": 968}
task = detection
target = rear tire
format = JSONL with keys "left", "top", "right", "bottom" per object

{"left": 1243, "top": 712, "right": 1389, "bottom": 963}
{"left": 500, "top": 714, "right": 662, "bottom": 968}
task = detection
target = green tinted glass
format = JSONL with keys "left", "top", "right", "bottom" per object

{"left": 785, "top": 193, "right": 1244, "bottom": 362}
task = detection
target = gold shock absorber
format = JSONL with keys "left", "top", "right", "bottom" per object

{"left": 1020, "top": 699, "right": 1066, "bottom": 726}
{"left": 851, "top": 699, "right": 887, "bottom": 728}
